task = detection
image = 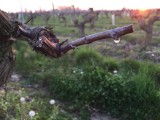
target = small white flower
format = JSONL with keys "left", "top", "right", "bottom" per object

{"left": 73, "top": 71, "right": 76, "bottom": 73}
{"left": 80, "top": 71, "right": 84, "bottom": 75}
{"left": 20, "top": 97, "right": 26, "bottom": 103}
{"left": 151, "top": 54, "right": 155, "bottom": 57}
{"left": 29, "top": 110, "right": 35, "bottom": 118}
{"left": 113, "top": 70, "right": 117, "bottom": 74}
{"left": 50, "top": 99, "right": 55, "bottom": 105}
{"left": 73, "top": 117, "right": 78, "bottom": 120}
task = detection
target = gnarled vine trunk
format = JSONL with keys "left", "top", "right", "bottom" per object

{"left": 0, "top": 10, "right": 15, "bottom": 87}
{"left": 0, "top": 40, "right": 15, "bottom": 86}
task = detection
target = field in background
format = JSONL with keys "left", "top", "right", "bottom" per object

{"left": 32, "top": 13, "right": 160, "bottom": 61}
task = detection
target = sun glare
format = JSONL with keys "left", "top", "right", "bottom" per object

{"left": 139, "top": 8, "right": 147, "bottom": 11}
{"left": 139, "top": 9, "right": 148, "bottom": 15}
{"left": 0, "top": 0, "right": 160, "bottom": 12}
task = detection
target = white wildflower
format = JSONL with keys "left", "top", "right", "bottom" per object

{"left": 73, "top": 117, "right": 78, "bottom": 120}
{"left": 29, "top": 110, "right": 35, "bottom": 118}
{"left": 113, "top": 70, "right": 117, "bottom": 74}
{"left": 20, "top": 97, "right": 26, "bottom": 103}
{"left": 50, "top": 99, "right": 55, "bottom": 105}
{"left": 80, "top": 71, "right": 84, "bottom": 75}
{"left": 151, "top": 54, "right": 155, "bottom": 57}
{"left": 73, "top": 70, "right": 76, "bottom": 73}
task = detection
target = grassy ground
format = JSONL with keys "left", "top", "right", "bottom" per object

{"left": 0, "top": 74, "right": 74, "bottom": 120}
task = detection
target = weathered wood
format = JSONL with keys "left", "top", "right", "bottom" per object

{"left": 0, "top": 10, "right": 15, "bottom": 87}
{"left": 60, "top": 25, "right": 133, "bottom": 54}
{"left": 0, "top": 11, "right": 13, "bottom": 39}
{"left": 0, "top": 41, "right": 15, "bottom": 86}
{"left": 17, "top": 23, "right": 133, "bottom": 58}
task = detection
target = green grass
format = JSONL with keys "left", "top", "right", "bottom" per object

{"left": 0, "top": 85, "right": 73, "bottom": 120}
{"left": 14, "top": 44, "right": 160, "bottom": 119}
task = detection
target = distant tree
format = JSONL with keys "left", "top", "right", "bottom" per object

{"left": 114, "top": 10, "right": 123, "bottom": 19}
{"left": 27, "top": 11, "right": 34, "bottom": 25}
{"left": 57, "top": 13, "right": 67, "bottom": 26}
{"left": 131, "top": 10, "right": 160, "bottom": 47}
{"left": 82, "top": 8, "right": 99, "bottom": 28}
{"left": 41, "top": 11, "right": 50, "bottom": 27}
{"left": 72, "top": 7, "right": 99, "bottom": 37}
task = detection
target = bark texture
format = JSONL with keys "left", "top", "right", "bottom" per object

{"left": 0, "top": 10, "right": 15, "bottom": 86}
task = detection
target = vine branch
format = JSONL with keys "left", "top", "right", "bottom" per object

{"left": 16, "top": 23, "right": 134, "bottom": 58}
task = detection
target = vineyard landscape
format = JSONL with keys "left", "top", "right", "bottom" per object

{"left": 0, "top": 2, "right": 160, "bottom": 120}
